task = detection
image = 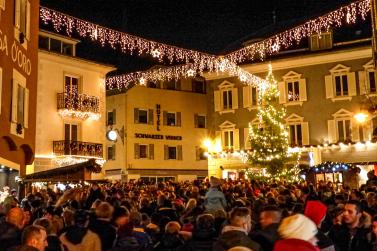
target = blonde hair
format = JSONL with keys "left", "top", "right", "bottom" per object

{"left": 185, "top": 199, "right": 197, "bottom": 211}
{"left": 165, "top": 221, "right": 181, "bottom": 234}
{"left": 95, "top": 202, "right": 114, "bottom": 219}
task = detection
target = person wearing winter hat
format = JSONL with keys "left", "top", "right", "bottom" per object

{"left": 204, "top": 176, "right": 226, "bottom": 212}
{"left": 274, "top": 214, "right": 319, "bottom": 251}
{"left": 304, "top": 200, "right": 335, "bottom": 251}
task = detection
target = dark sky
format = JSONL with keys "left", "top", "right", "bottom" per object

{"left": 40, "top": 0, "right": 354, "bottom": 73}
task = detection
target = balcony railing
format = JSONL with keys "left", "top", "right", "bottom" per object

{"left": 53, "top": 140, "right": 103, "bottom": 158}
{"left": 57, "top": 93, "right": 100, "bottom": 119}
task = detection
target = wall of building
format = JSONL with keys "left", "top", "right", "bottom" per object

{"left": 0, "top": 0, "right": 40, "bottom": 181}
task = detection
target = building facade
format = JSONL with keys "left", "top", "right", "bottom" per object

{"left": 0, "top": 0, "right": 40, "bottom": 189}
{"left": 104, "top": 77, "right": 208, "bottom": 182}
{"left": 206, "top": 37, "right": 377, "bottom": 185}
{"left": 33, "top": 31, "right": 115, "bottom": 179}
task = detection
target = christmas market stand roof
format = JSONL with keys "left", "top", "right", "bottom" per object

{"left": 301, "top": 161, "right": 359, "bottom": 174}
{"left": 23, "top": 159, "right": 102, "bottom": 183}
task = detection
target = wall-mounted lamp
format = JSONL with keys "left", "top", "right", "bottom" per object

{"left": 106, "top": 126, "right": 125, "bottom": 144}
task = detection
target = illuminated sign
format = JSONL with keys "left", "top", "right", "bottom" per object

{"left": 135, "top": 133, "right": 182, "bottom": 140}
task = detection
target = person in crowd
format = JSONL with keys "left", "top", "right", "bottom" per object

{"left": 250, "top": 205, "right": 281, "bottom": 251}
{"left": 370, "top": 215, "right": 377, "bottom": 251}
{"left": 89, "top": 202, "right": 116, "bottom": 251}
{"left": 304, "top": 200, "right": 335, "bottom": 251}
{"left": 204, "top": 176, "right": 227, "bottom": 212}
{"left": 329, "top": 200, "right": 372, "bottom": 251}
{"left": 33, "top": 218, "right": 67, "bottom": 251}
{"left": 18, "top": 225, "right": 48, "bottom": 251}
{"left": 154, "top": 221, "right": 184, "bottom": 251}
{"left": 213, "top": 207, "right": 262, "bottom": 251}
{"left": 129, "top": 211, "right": 153, "bottom": 250}
{"left": 59, "top": 209, "right": 101, "bottom": 251}
{"left": 274, "top": 213, "right": 319, "bottom": 251}
{"left": 0, "top": 207, "right": 26, "bottom": 251}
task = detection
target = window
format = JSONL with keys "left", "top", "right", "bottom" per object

{"left": 360, "top": 61, "right": 377, "bottom": 95}
{"left": 309, "top": 32, "right": 332, "bottom": 51}
{"left": 251, "top": 87, "right": 258, "bottom": 106}
{"left": 38, "top": 35, "right": 75, "bottom": 56}
{"left": 278, "top": 71, "right": 307, "bottom": 105}
{"left": 214, "top": 81, "right": 238, "bottom": 113}
{"left": 243, "top": 86, "right": 258, "bottom": 109}
{"left": 164, "top": 80, "right": 181, "bottom": 90}
{"left": 368, "top": 71, "right": 377, "bottom": 93}
{"left": 134, "top": 143, "right": 154, "bottom": 159}
{"left": 218, "top": 121, "right": 239, "bottom": 150}
{"left": 325, "top": 64, "right": 356, "bottom": 101}
{"left": 163, "top": 111, "right": 181, "bottom": 127}
{"left": 194, "top": 114, "right": 206, "bottom": 128}
{"left": 289, "top": 124, "right": 302, "bottom": 146}
{"left": 196, "top": 147, "right": 207, "bottom": 160}
{"left": 107, "top": 145, "right": 116, "bottom": 160}
{"left": 192, "top": 77, "right": 206, "bottom": 93}
{"left": 11, "top": 76, "right": 29, "bottom": 135}
{"left": 337, "top": 120, "right": 351, "bottom": 142}
{"left": 15, "top": 0, "right": 31, "bottom": 42}
{"left": 147, "top": 81, "right": 158, "bottom": 88}
{"left": 107, "top": 109, "right": 116, "bottom": 125}
{"left": 224, "top": 130, "right": 234, "bottom": 149}
{"left": 334, "top": 74, "right": 348, "bottom": 96}
{"left": 134, "top": 108, "right": 153, "bottom": 124}
{"left": 164, "top": 145, "right": 182, "bottom": 160}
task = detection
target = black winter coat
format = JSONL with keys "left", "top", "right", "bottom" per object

{"left": 329, "top": 224, "right": 371, "bottom": 251}
{"left": 213, "top": 230, "right": 263, "bottom": 251}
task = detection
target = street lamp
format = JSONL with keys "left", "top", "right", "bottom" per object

{"left": 354, "top": 112, "right": 369, "bottom": 124}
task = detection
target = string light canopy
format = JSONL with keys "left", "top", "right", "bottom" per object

{"left": 308, "top": 161, "right": 356, "bottom": 173}
{"left": 225, "top": 0, "right": 371, "bottom": 64}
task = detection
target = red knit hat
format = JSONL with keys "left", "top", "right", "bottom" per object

{"left": 304, "top": 200, "right": 327, "bottom": 226}
{"left": 274, "top": 239, "right": 320, "bottom": 251}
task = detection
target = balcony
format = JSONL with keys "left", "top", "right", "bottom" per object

{"left": 57, "top": 93, "right": 100, "bottom": 120}
{"left": 53, "top": 140, "right": 103, "bottom": 158}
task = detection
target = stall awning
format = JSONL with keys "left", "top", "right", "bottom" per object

{"left": 23, "top": 159, "right": 101, "bottom": 183}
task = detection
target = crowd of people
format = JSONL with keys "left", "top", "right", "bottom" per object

{"left": 1, "top": 174, "right": 377, "bottom": 251}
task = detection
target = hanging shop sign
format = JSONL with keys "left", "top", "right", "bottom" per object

{"left": 135, "top": 133, "right": 182, "bottom": 140}
{"left": 156, "top": 104, "right": 161, "bottom": 131}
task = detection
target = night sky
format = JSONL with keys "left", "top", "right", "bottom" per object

{"left": 40, "top": 0, "right": 354, "bottom": 73}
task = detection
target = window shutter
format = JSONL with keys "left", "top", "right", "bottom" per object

{"left": 134, "top": 143, "right": 140, "bottom": 159}
{"left": 363, "top": 120, "right": 373, "bottom": 141}
{"left": 328, "top": 120, "right": 337, "bottom": 143}
{"left": 177, "top": 145, "right": 183, "bottom": 160}
{"left": 325, "top": 75, "right": 334, "bottom": 99}
{"left": 358, "top": 71, "right": 366, "bottom": 95}
{"left": 26, "top": 0, "right": 30, "bottom": 40}
{"left": 11, "top": 81, "right": 18, "bottom": 123}
{"left": 234, "top": 129, "right": 240, "bottom": 150}
{"left": 148, "top": 109, "right": 154, "bottom": 124}
{"left": 176, "top": 112, "right": 181, "bottom": 127}
{"left": 24, "top": 88, "right": 29, "bottom": 128}
{"left": 347, "top": 72, "right": 357, "bottom": 96}
{"left": 164, "top": 145, "right": 169, "bottom": 160}
{"left": 163, "top": 111, "right": 167, "bottom": 125}
{"left": 15, "top": 0, "right": 20, "bottom": 28}
{"left": 214, "top": 90, "right": 221, "bottom": 111}
{"left": 351, "top": 122, "right": 360, "bottom": 142}
{"left": 195, "top": 146, "right": 200, "bottom": 161}
{"left": 112, "top": 145, "right": 116, "bottom": 160}
{"left": 278, "top": 81, "right": 286, "bottom": 104}
{"left": 216, "top": 131, "right": 222, "bottom": 148}
{"left": 243, "top": 86, "right": 251, "bottom": 108}
{"left": 299, "top": 78, "right": 307, "bottom": 102}
{"left": 232, "top": 87, "right": 238, "bottom": 109}
{"left": 301, "top": 122, "right": 309, "bottom": 146}
{"left": 194, "top": 114, "right": 198, "bottom": 128}
{"left": 112, "top": 109, "right": 116, "bottom": 124}
{"left": 134, "top": 108, "right": 139, "bottom": 123}
{"left": 244, "top": 128, "right": 251, "bottom": 150}
{"left": 149, "top": 144, "right": 154, "bottom": 160}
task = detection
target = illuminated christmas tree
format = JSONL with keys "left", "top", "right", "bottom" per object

{"left": 247, "top": 65, "right": 297, "bottom": 180}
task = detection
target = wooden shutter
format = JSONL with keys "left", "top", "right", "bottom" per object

{"left": 301, "top": 122, "right": 309, "bottom": 146}
{"left": 176, "top": 112, "right": 181, "bottom": 127}
{"left": 11, "top": 81, "right": 18, "bottom": 123}
{"left": 325, "top": 75, "right": 334, "bottom": 99}
{"left": 194, "top": 114, "right": 198, "bottom": 128}
{"left": 244, "top": 128, "right": 251, "bottom": 150}
{"left": 299, "top": 78, "right": 307, "bottom": 102}
{"left": 149, "top": 144, "right": 154, "bottom": 160}
{"left": 243, "top": 86, "right": 250, "bottom": 108}
{"left": 214, "top": 90, "right": 221, "bottom": 111}
{"left": 26, "top": 0, "right": 30, "bottom": 40}
{"left": 148, "top": 109, "right": 154, "bottom": 125}
{"left": 134, "top": 108, "right": 139, "bottom": 123}
{"left": 234, "top": 129, "right": 240, "bottom": 150}
{"left": 112, "top": 145, "right": 116, "bottom": 160}
{"left": 327, "top": 120, "right": 337, "bottom": 143}
{"left": 177, "top": 145, "right": 183, "bottom": 160}
{"left": 24, "top": 88, "right": 29, "bottom": 128}
{"left": 347, "top": 72, "right": 357, "bottom": 96}
{"left": 163, "top": 111, "right": 167, "bottom": 125}
{"left": 278, "top": 81, "right": 286, "bottom": 104}
{"left": 363, "top": 120, "right": 373, "bottom": 141}
{"left": 134, "top": 143, "right": 140, "bottom": 159}
{"left": 351, "top": 122, "right": 360, "bottom": 142}
{"left": 232, "top": 87, "right": 238, "bottom": 109}
{"left": 358, "top": 71, "right": 366, "bottom": 95}
{"left": 15, "top": 0, "right": 20, "bottom": 28}
{"left": 112, "top": 109, "right": 116, "bottom": 124}
{"left": 164, "top": 145, "right": 169, "bottom": 160}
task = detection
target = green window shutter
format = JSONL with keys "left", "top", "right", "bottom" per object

{"left": 163, "top": 111, "right": 167, "bottom": 125}
{"left": 164, "top": 145, "right": 169, "bottom": 160}
{"left": 149, "top": 144, "right": 154, "bottom": 159}
{"left": 177, "top": 145, "right": 183, "bottom": 160}
{"left": 176, "top": 112, "right": 181, "bottom": 127}
{"left": 148, "top": 109, "right": 154, "bottom": 124}
{"left": 134, "top": 143, "right": 140, "bottom": 159}
{"left": 134, "top": 108, "right": 139, "bottom": 123}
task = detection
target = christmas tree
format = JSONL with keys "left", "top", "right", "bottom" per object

{"left": 247, "top": 64, "right": 297, "bottom": 180}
